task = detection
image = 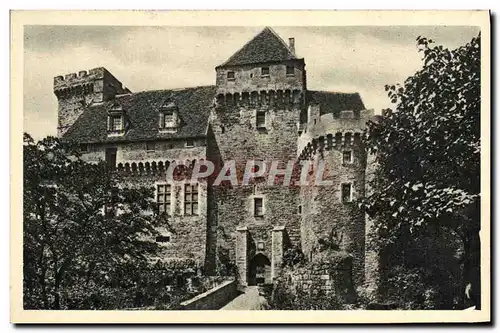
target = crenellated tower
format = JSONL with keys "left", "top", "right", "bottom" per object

{"left": 208, "top": 27, "right": 307, "bottom": 286}
{"left": 53, "top": 67, "right": 131, "bottom": 137}
{"left": 297, "top": 104, "right": 377, "bottom": 286}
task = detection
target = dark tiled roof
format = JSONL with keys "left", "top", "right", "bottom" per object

{"left": 307, "top": 91, "right": 366, "bottom": 116}
{"left": 219, "top": 27, "right": 297, "bottom": 67}
{"left": 63, "top": 86, "right": 216, "bottom": 143}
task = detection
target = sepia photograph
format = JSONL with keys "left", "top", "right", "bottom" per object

{"left": 10, "top": 10, "right": 491, "bottom": 323}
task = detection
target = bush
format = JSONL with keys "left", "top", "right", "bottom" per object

{"left": 383, "top": 265, "right": 459, "bottom": 310}
{"left": 282, "top": 246, "right": 306, "bottom": 268}
{"left": 44, "top": 259, "right": 207, "bottom": 310}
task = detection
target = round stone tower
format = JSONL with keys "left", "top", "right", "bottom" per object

{"left": 297, "top": 106, "right": 376, "bottom": 286}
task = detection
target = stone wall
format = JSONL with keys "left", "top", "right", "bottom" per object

{"left": 179, "top": 279, "right": 238, "bottom": 310}
{"left": 80, "top": 138, "right": 206, "bottom": 165}
{"left": 276, "top": 252, "right": 357, "bottom": 305}
{"left": 300, "top": 143, "right": 367, "bottom": 286}
{"left": 364, "top": 151, "right": 381, "bottom": 298}
{"left": 215, "top": 60, "right": 306, "bottom": 95}
{"left": 79, "top": 139, "right": 213, "bottom": 270}
{"left": 209, "top": 93, "right": 304, "bottom": 279}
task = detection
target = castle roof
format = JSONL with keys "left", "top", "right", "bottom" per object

{"left": 307, "top": 91, "right": 365, "bottom": 116}
{"left": 218, "top": 27, "right": 298, "bottom": 67}
{"left": 62, "top": 86, "right": 216, "bottom": 144}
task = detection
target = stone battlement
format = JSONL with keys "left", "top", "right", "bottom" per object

{"left": 54, "top": 67, "right": 131, "bottom": 137}
{"left": 54, "top": 67, "right": 106, "bottom": 89}
{"left": 297, "top": 109, "right": 376, "bottom": 158}
{"left": 54, "top": 67, "right": 130, "bottom": 94}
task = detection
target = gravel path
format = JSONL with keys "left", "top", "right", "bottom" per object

{"left": 220, "top": 286, "right": 269, "bottom": 310}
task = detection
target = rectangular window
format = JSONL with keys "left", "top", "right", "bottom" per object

{"left": 343, "top": 150, "right": 353, "bottom": 164}
{"left": 341, "top": 183, "right": 352, "bottom": 203}
{"left": 227, "top": 71, "right": 235, "bottom": 81}
{"left": 79, "top": 143, "right": 88, "bottom": 152}
{"left": 261, "top": 66, "right": 270, "bottom": 77}
{"left": 109, "top": 116, "right": 123, "bottom": 131}
{"left": 286, "top": 65, "right": 295, "bottom": 76}
{"left": 164, "top": 110, "right": 174, "bottom": 120}
{"left": 156, "top": 235, "right": 171, "bottom": 243}
{"left": 298, "top": 205, "right": 302, "bottom": 215}
{"left": 160, "top": 110, "right": 176, "bottom": 130}
{"left": 256, "top": 111, "right": 266, "bottom": 128}
{"left": 105, "top": 148, "right": 117, "bottom": 170}
{"left": 146, "top": 142, "right": 156, "bottom": 152}
{"left": 186, "top": 139, "right": 195, "bottom": 147}
{"left": 157, "top": 184, "right": 172, "bottom": 215}
{"left": 184, "top": 184, "right": 199, "bottom": 216}
{"left": 254, "top": 197, "right": 264, "bottom": 217}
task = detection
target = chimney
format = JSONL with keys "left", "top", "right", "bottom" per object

{"left": 288, "top": 37, "right": 295, "bottom": 56}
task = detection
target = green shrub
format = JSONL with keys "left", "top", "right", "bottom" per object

{"left": 282, "top": 246, "right": 305, "bottom": 268}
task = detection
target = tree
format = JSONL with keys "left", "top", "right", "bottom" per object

{"left": 364, "top": 34, "right": 481, "bottom": 309}
{"left": 23, "top": 133, "right": 163, "bottom": 309}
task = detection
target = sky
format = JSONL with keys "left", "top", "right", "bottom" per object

{"left": 23, "top": 25, "right": 480, "bottom": 140}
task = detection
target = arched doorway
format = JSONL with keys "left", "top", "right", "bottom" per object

{"left": 248, "top": 253, "right": 271, "bottom": 285}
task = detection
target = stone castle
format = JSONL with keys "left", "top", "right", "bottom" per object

{"left": 54, "top": 27, "right": 377, "bottom": 289}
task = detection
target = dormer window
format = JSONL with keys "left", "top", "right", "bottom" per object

{"left": 110, "top": 116, "right": 122, "bottom": 131}
{"left": 107, "top": 102, "right": 126, "bottom": 136}
{"left": 159, "top": 99, "right": 179, "bottom": 132}
{"left": 261, "top": 67, "right": 270, "bottom": 77}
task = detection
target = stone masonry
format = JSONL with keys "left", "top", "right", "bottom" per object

{"left": 54, "top": 27, "right": 378, "bottom": 293}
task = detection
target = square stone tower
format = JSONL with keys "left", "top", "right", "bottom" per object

{"left": 209, "top": 27, "right": 306, "bottom": 286}
{"left": 53, "top": 67, "right": 130, "bottom": 137}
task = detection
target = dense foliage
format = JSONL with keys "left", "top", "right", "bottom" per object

{"left": 23, "top": 134, "right": 166, "bottom": 309}
{"left": 364, "top": 34, "right": 481, "bottom": 309}
{"left": 281, "top": 246, "right": 306, "bottom": 268}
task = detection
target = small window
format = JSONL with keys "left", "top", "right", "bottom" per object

{"left": 341, "top": 183, "right": 352, "bottom": 203}
{"left": 227, "top": 71, "right": 235, "bottom": 81}
{"left": 157, "top": 184, "right": 172, "bottom": 215}
{"left": 160, "top": 110, "right": 175, "bottom": 129}
{"left": 79, "top": 143, "right": 88, "bottom": 152}
{"left": 256, "top": 111, "right": 266, "bottom": 128}
{"left": 186, "top": 139, "right": 195, "bottom": 147}
{"left": 254, "top": 197, "right": 264, "bottom": 217}
{"left": 286, "top": 65, "right": 295, "bottom": 76}
{"left": 156, "top": 235, "right": 171, "bottom": 243}
{"left": 146, "top": 142, "right": 156, "bottom": 152}
{"left": 159, "top": 100, "right": 177, "bottom": 130}
{"left": 343, "top": 151, "right": 353, "bottom": 164}
{"left": 184, "top": 184, "right": 199, "bottom": 216}
{"left": 298, "top": 205, "right": 302, "bottom": 215}
{"left": 109, "top": 115, "right": 123, "bottom": 132}
{"left": 261, "top": 67, "right": 270, "bottom": 77}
